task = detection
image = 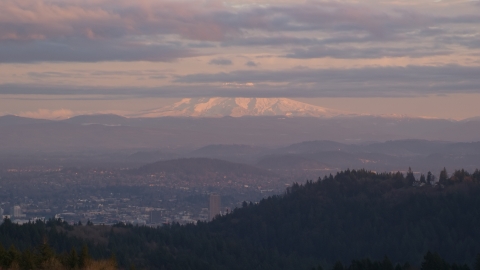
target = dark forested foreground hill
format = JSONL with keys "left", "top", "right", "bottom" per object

{"left": 2, "top": 169, "right": 480, "bottom": 270}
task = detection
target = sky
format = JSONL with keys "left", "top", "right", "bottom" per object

{"left": 1, "top": 0, "right": 480, "bottom": 120}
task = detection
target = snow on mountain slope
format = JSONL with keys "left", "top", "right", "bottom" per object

{"left": 133, "top": 97, "right": 346, "bottom": 118}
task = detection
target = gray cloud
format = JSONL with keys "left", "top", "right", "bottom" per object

{"left": 187, "top": 42, "right": 217, "bottom": 48}
{"left": 209, "top": 58, "right": 233, "bottom": 65}
{"left": 246, "top": 61, "right": 258, "bottom": 67}
{"left": 418, "top": 27, "right": 447, "bottom": 37}
{"left": 222, "top": 36, "right": 320, "bottom": 47}
{"left": 173, "top": 65, "right": 480, "bottom": 96}
{"left": 27, "top": 71, "right": 77, "bottom": 79}
{"left": 284, "top": 46, "right": 452, "bottom": 59}
{"left": 0, "top": 1, "right": 462, "bottom": 45}
{"left": 149, "top": 75, "right": 169, "bottom": 80}
{"left": 0, "top": 0, "right": 241, "bottom": 42}
{"left": 220, "top": 27, "right": 443, "bottom": 50}
{"left": 1, "top": 0, "right": 479, "bottom": 63}
{"left": 237, "top": 4, "right": 430, "bottom": 38}
{"left": 0, "top": 39, "right": 197, "bottom": 63}
{"left": 175, "top": 65, "right": 479, "bottom": 84}
{"left": 437, "top": 34, "right": 480, "bottom": 49}
{"left": 27, "top": 70, "right": 171, "bottom": 80}
{"left": 3, "top": 65, "right": 480, "bottom": 98}
{"left": 435, "top": 14, "right": 480, "bottom": 24}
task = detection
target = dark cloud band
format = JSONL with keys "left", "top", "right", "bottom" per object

{"left": 0, "top": 39, "right": 197, "bottom": 63}
{"left": 2, "top": 65, "right": 480, "bottom": 98}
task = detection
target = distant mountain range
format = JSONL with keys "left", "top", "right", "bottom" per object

{"left": 1, "top": 113, "right": 480, "bottom": 154}
{"left": 131, "top": 97, "right": 346, "bottom": 118}
{"left": 127, "top": 140, "right": 480, "bottom": 180}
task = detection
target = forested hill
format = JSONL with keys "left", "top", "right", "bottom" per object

{"left": 197, "top": 169, "right": 480, "bottom": 269}
{"left": 2, "top": 169, "right": 480, "bottom": 269}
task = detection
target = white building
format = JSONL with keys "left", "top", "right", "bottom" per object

{"left": 11, "top": 205, "right": 23, "bottom": 218}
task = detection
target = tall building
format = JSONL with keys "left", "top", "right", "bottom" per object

{"left": 149, "top": 210, "right": 164, "bottom": 224}
{"left": 0, "top": 207, "right": 3, "bottom": 217}
{"left": 11, "top": 205, "right": 21, "bottom": 218}
{"left": 209, "top": 193, "right": 221, "bottom": 221}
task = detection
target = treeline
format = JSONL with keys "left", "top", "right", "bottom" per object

{"left": 0, "top": 219, "right": 113, "bottom": 261}
{"left": 1, "top": 168, "right": 480, "bottom": 269}
{"left": 0, "top": 240, "right": 116, "bottom": 270}
{"left": 313, "top": 252, "right": 479, "bottom": 270}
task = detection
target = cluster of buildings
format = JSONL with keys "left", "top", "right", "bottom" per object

{"left": 1, "top": 205, "right": 34, "bottom": 224}
{"left": 1, "top": 194, "right": 224, "bottom": 226}
{"left": 0, "top": 166, "right": 281, "bottom": 226}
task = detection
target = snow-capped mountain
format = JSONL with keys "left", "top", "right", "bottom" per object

{"left": 133, "top": 97, "right": 346, "bottom": 118}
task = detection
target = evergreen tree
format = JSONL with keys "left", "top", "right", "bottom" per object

{"left": 439, "top": 168, "right": 448, "bottom": 185}
{"left": 420, "top": 174, "right": 426, "bottom": 184}
{"left": 406, "top": 167, "right": 415, "bottom": 186}
{"left": 7, "top": 245, "right": 21, "bottom": 268}
{"left": 109, "top": 252, "right": 118, "bottom": 269}
{"left": 0, "top": 244, "right": 6, "bottom": 268}
{"left": 20, "top": 249, "right": 36, "bottom": 270}
{"left": 421, "top": 251, "right": 449, "bottom": 270}
{"left": 79, "top": 244, "right": 90, "bottom": 268}
{"left": 39, "top": 242, "right": 55, "bottom": 264}
{"left": 67, "top": 248, "right": 79, "bottom": 269}
{"left": 382, "top": 256, "right": 394, "bottom": 270}
{"left": 427, "top": 171, "right": 433, "bottom": 185}
{"left": 473, "top": 169, "right": 480, "bottom": 182}
{"left": 475, "top": 253, "right": 480, "bottom": 270}
{"left": 403, "top": 262, "right": 412, "bottom": 270}
{"left": 451, "top": 263, "right": 471, "bottom": 270}
{"left": 332, "top": 261, "right": 344, "bottom": 270}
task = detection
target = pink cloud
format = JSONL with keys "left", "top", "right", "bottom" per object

{"left": 0, "top": 0, "right": 238, "bottom": 42}
{"left": 0, "top": 0, "right": 472, "bottom": 63}
{"left": 0, "top": 0, "right": 430, "bottom": 43}
{"left": 18, "top": 109, "right": 74, "bottom": 120}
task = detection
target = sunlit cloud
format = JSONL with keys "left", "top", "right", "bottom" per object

{"left": 0, "top": 0, "right": 479, "bottom": 113}
{"left": 18, "top": 109, "right": 75, "bottom": 120}
{"left": 0, "top": 0, "right": 478, "bottom": 65}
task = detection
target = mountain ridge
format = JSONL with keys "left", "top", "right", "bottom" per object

{"left": 131, "top": 97, "right": 346, "bottom": 118}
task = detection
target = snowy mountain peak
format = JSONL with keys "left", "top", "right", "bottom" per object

{"left": 134, "top": 97, "right": 346, "bottom": 118}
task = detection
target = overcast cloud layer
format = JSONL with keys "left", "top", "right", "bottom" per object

{"left": 1, "top": 0, "right": 480, "bottom": 100}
